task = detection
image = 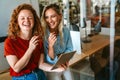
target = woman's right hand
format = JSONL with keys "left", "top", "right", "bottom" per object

{"left": 29, "top": 35, "right": 40, "bottom": 51}
{"left": 48, "top": 32, "right": 57, "bottom": 47}
{"left": 48, "top": 32, "right": 57, "bottom": 59}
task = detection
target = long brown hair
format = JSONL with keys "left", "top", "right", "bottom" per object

{"left": 41, "top": 3, "right": 63, "bottom": 44}
{"left": 8, "top": 3, "right": 43, "bottom": 39}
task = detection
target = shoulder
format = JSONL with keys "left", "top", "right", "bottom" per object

{"left": 4, "top": 37, "right": 17, "bottom": 56}
{"left": 4, "top": 37, "right": 17, "bottom": 47}
{"left": 63, "top": 26, "right": 71, "bottom": 36}
{"left": 63, "top": 26, "right": 70, "bottom": 33}
{"left": 5, "top": 37, "right": 14, "bottom": 44}
{"left": 63, "top": 26, "right": 69, "bottom": 30}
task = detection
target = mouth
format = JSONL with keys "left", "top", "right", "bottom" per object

{"left": 23, "top": 24, "right": 31, "bottom": 27}
{"left": 49, "top": 23, "right": 54, "bottom": 27}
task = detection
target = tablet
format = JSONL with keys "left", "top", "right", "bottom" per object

{"left": 51, "top": 51, "right": 76, "bottom": 70}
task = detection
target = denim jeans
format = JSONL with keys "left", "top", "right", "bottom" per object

{"left": 12, "top": 69, "right": 47, "bottom": 80}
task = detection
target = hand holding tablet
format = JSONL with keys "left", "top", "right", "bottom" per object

{"left": 51, "top": 51, "right": 76, "bottom": 70}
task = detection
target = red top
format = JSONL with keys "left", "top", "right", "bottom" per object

{"left": 4, "top": 37, "right": 44, "bottom": 76}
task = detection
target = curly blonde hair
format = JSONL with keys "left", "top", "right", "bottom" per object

{"left": 8, "top": 3, "right": 43, "bottom": 39}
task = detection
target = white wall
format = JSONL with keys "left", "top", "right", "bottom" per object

{"left": 0, "top": 0, "right": 39, "bottom": 37}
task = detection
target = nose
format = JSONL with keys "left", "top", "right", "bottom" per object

{"left": 48, "top": 17, "right": 52, "bottom": 23}
{"left": 24, "top": 17, "right": 30, "bottom": 25}
{"left": 25, "top": 17, "right": 29, "bottom": 22}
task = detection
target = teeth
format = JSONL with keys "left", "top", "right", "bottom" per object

{"left": 24, "top": 24, "right": 30, "bottom": 26}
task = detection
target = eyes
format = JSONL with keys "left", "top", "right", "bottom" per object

{"left": 20, "top": 16, "right": 33, "bottom": 21}
{"left": 45, "top": 15, "right": 57, "bottom": 20}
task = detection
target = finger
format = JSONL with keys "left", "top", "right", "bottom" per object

{"left": 52, "top": 36, "right": 57, "bottom": 41}
{"left": 61, "top": 64, "right": 67, "bottom": 69}
{"left": 65, "top": 62, "right": 69, "bottom": 67}
{"left": 31, "top": 36, "right": 40, "bottom": 43}
{"left": 49, "top": 33, "right": 56, "bottom": 38}
{"left": 49, "top": 35, "right": 57, "bottom": 41}
{"left": 33, "top": 40, "right": 39, "bottom": 45}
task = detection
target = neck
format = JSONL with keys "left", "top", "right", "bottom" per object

{"left": 19, "top": 31, "right": 32, "bottom": 40}
{"left": 50, "top": 28, "right": 59, "bottom": 35}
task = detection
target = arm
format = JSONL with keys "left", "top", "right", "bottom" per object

{"left": 39, "top": 53, "right": 65, "bottom": 72}
{"left": 6, "top": 48, "right": 33, "bottom": 72}
{"left": 6, "top": 36, "right": 39, "bottom": 72}
{"left": 44, "top": 39, "right": 57, "bottom": 64}
{"left": 48, "top": 32, "right": 57, "bottom": 59}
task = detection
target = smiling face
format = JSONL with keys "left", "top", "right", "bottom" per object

{"left": 18, "top": 9, "right": 34, "bottom": 33}
{"left": 44, "top": 8, "right": 61, "bottom": 32}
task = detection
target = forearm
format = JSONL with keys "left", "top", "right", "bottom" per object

{"left": 39, "top": 53, "right": 64, "bottom": 72}
{"left": 48, "top": 46, "right": 55, "bottom": 59}
{"left": 39, "top": 62, "right": 65, "bottom": 72}
{"left": 39, "top": 62, "right": 52, "bottom": 72}
{"left": 11, "top": 48, "right": 33, "bottom": 72}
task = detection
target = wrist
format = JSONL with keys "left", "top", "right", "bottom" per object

{"left": 27, "top": 47, "right": 34, "bottom": 54}
{"left": 48, "top": 45, "right": 53, "bottom": 49}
